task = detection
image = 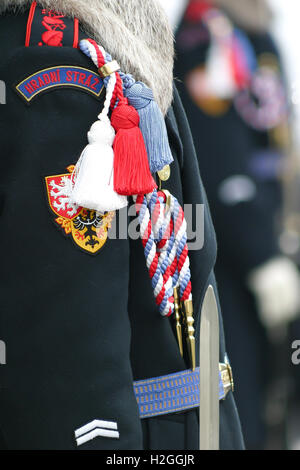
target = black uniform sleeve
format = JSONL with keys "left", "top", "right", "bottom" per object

{"left": 0, "top": 10, "right": 143, "bottom": 450}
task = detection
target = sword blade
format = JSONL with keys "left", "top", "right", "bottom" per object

{"left": 200, "top": 285, "right": 220, "bottom": 450}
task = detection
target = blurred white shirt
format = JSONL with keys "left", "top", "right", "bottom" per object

{"left": 268, "top": 0, "right": 300, "bottom": 149}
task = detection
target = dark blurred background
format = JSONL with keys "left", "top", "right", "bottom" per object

{"left": 159, "top": 0, "right": 300, "bottom": 450}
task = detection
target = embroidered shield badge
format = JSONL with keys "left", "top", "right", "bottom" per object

{"left": 45, "top": 166, "right": 115, "bottom": 255}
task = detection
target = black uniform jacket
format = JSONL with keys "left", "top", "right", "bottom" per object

{"left": 0, "top": 10, "right": 243, "bottom": 450}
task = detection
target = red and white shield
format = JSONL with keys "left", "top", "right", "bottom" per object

{"left": 45, "top": 172, "right": 82, "bottom": 220}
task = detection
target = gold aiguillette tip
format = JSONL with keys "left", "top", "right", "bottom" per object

{"left": 184, "top": 299, "right": 196, "bottom": 371}
{"left": 174, "top": 288, "right": 184, "bottom": 357}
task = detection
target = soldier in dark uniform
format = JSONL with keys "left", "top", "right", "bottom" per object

{"left": 175, "top": 0, "right": 300, "bottom": 449}
{"left": 0, "top": 0, "right": 243, "bottom": 450}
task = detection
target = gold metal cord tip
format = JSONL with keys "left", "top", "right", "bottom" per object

{"left": 184, "top": 299, "right": 196, "bottom": 371}
{"left": 161, "top": 190, "right": 172, "bottom": 212}
{"left": 174, "top": 288, "right": 183, "bottom": 357}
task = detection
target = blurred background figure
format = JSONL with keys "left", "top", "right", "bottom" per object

{"left": 157, "top": 0, "right": 300, "bottom": 450}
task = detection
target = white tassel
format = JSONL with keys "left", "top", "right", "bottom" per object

{"left": 71, "top": 73, "right": 128, "bottom": 212}
{"left": 71, "top": 120, "right": 128, "bottom": 212}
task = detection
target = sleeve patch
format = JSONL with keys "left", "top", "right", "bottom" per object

{"left": 45, "top": 166, "right": 115, "bottom": 256}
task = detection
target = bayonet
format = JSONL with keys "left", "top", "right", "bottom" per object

{"left": 200, "top": 285, "right": 220, "bottom": 450}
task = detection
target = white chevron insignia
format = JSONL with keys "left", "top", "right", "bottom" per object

{"left": 75, "top": 420, "right": 119, "bottom": 446}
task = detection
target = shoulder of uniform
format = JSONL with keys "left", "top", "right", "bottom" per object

{"left": 0, "top": 0, "right": 174, "bottom": 115}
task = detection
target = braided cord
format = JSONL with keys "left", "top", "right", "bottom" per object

{"left": 80, "top": 39, "right": 127, "bottom": 108}
{"left": 135, "top": 190, "right": 192, "bottom": 315}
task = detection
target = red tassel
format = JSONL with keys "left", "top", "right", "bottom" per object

{"left": 111, "top": 102, "right": 157, "bottom": 196}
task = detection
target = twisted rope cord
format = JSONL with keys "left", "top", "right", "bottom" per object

{"left": 136, "top": 193, "right": 173, "bottom": 317}
{"left": 148, "top": 191, "right": 174, "bottom": 306}
{"left": 136, "top": 190, "right": 192, "bottom": 314}
{"left": 81, "top": 39, "right": 127, "bottom": 108}
{"left": 173, "top": 199, "right": 192, "bottom": 302}
{"left": 98, "top": 73, "right": 116, "bottom": 122}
